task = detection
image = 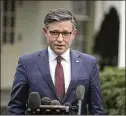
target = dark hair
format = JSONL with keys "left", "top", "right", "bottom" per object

{"left": 44, "top": 8, "right": 76, "bottom": 29}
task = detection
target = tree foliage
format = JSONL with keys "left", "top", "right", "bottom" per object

{"left": 100, "top": 67, "right": 125, "bottom": 115}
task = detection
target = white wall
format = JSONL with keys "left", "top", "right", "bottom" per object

{"left": 118, "top": 1, "right": 125, "bottom": 68}
{"left": 94, "top": 1, "right": 104, "bottom": 33}
{"left": 16, "top": 1, "right": 43, "bottom": 54}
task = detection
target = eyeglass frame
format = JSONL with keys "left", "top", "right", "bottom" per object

{"left": 47, "top": 29, "right": 75, "bottom": 39}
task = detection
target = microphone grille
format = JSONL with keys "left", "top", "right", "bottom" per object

{"left": 50, "top": 100, "right": 60, "bottom": 105}
{"left": 41, "top": 97, "right": 51, "bottom": 105}
{"left": 76, "top": 85, "right": 85, "bottom": 101}
{"left": 28, "top": 92, "right": 41, "bottom": 110}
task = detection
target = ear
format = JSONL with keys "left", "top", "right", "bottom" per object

{"left": 43, "top": 27, "right": 48, "bottom": 37}
{"left": 73, "top": 29, "right": 78, "bottom": 37}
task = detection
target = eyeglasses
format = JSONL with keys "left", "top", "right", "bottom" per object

{"left": 49, "top": 30, "right": 73, "bottom": 39}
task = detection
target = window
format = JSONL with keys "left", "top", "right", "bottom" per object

{"left": 72, "top": 21, "right": 87, "bottom": 52}
{"left": 72, "top": 1, "right": 88, "bottom": 15}
{"left": 72, "top": 1, "right": 89, "bottom": 52}
{"left": 2, "top": 0, "right": 16, "bottom": 45}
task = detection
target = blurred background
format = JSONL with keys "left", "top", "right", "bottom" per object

{"left": 1, "top": 0, "right": 125, "bottom": 115}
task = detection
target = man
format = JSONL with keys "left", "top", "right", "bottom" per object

{"left": 8, "top": 8, "right": 104, "bottom": 115}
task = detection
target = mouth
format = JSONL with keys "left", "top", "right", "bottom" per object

{"left": 55, "top": 45, "right": 65, "bottom": 47}
{"left": 54, "top": 45, "right": 65, "bottom": 50}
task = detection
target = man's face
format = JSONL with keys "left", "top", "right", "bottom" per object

{"left": 43, "top": 20, "right": 77, "bottom": 55}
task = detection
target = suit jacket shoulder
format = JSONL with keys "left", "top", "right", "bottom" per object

{"left": 18, "top": 49, "right": 47, "bottom": 64}
{"left": 71, "top": 49, "right": 97, "bottom": 66}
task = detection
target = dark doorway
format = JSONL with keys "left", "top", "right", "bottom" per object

{"left": 93, "top": 6, "right": 120, "bottom": 71}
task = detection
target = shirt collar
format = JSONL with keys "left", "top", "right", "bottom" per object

{"left": 61, "top": 48, "right": 70, "bottom": 62}
{"left": 48, "top": 46, "right": 57, "bottom": 62}
{"left": 48, "top": 46, "right": 70, "bottom": 62}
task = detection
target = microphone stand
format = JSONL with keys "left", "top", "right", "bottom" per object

{"left": 78, "top": 100, "right": 82, "bottom": 115}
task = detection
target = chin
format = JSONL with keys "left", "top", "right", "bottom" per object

{"left": 54, "top": 50, "right": 65, "bottom": 55}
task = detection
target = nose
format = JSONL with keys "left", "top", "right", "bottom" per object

{"left": 57, "top": 33, "right": 64, "bottom": 42}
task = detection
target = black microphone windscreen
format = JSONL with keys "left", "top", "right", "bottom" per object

{"left": 41, "top": 97, "right": 51, "bottom": 105}
{"left": 50, "top": 100, "right": 60, "bottom": 105}
{"left": 76, "top": 85, "right": 85, "bottom": 101}
{"left": 28, "top": 92, "right": 41, "bottom": 110}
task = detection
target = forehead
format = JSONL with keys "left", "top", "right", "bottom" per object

{"left": 47, "top": 20, "right": 73, "bottom": 31}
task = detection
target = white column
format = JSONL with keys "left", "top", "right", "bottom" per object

{"left": 94, "top": 1, "right": 104, "bottom": 33}
{"left": 118, "top": 1, "right": 125, "bottom": 68}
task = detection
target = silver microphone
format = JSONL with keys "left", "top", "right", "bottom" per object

{"left": 76, "top": 85, "right": 85, "bottom": 115}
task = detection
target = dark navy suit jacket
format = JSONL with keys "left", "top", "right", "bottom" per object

{"left": 8, "top": 49, "right": 104, "bottom": 115}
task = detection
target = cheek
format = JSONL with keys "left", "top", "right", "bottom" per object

{"left": 46, "top": 37, "right": 55, "bottom": 43}
{"left": 65, "top": 38, "right": 74, "bottom": 45}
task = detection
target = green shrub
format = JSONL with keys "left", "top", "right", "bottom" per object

{"left": 100, "top": 67, "right": 125, "bottom": 115}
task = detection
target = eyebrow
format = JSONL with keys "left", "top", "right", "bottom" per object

{"left": 50, "top": 30, "right": 72, "bottom": 32}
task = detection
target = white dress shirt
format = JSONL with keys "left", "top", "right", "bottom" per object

{"left": 48, "top": 46, "right": 71, "bottom": 93}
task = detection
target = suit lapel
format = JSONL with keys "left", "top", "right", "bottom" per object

{"left": 62, "top": 49, "right": 82, "bottom": 103}
{"left": 37, "top": 49, "right": 57, "bottom": 98}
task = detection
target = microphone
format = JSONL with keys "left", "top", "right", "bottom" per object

{"left": 41, "top": 97, "right": 51, "bottom": 105}
{"left": 76, "top": 85, "right": 85, "bottom": 115}
{"left": 50, "top": 100, "right": 60, "bottom": 105}
{"left": 27, "top": 92, "right": 41, "bottom": 114}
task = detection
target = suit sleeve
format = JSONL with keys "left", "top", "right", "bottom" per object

{"left": 8, "top": 57, "right": 29, "bottom": 115}
{"left": 88, "top": 60, "right": 104, "bottom": 115}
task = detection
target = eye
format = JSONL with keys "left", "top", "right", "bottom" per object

{"left": 62, "top": 32, "right": 71, "bottom": 36}
{"left": 50, "top": 31, "right": 59, "bottom": 35}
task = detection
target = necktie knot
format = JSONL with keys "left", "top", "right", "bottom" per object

{"left": 57, "top": 56, "right": 63, "bottom": 64}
